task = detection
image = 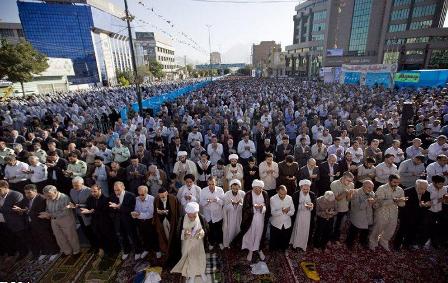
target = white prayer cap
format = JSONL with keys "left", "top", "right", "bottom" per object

{"left": 229, "top": 154, "right": 239, "bottom": 161}
{"left": 299, "top": 179, "right": 312, "bottom": 187}
{"left": 252, "top": 179, "right": 264, "bottom": 188}
{"left": 177, "top": 151, "right": 188, "bottom": 157}
{"left": 185, "top": 202, "right": 200, "bottom": 214}
{"left": 324, "top": 191, "right": 335, "bottom": 201}
{"left": 229, "top": 179, "right": 241, "bottom": 188}
{"left": 237, "top": 119, "right": 243, "bottom": 123}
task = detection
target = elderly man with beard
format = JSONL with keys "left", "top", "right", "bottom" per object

{"left": 171, "top": 202, "right": 208, "bottom": 283}
{"left": 236, "top": 179, "right": 270, "bottom": 262}
{"left": 222, "top": 179, "right": 245, "bottom": 248}
{"left": 369, "top": 174, "right": 407, "bottom": 251}
{"left": 154, "top": 187, "right": 181, "bottom": 263}
{"left": 146, "top": 164, "right": 167, "bottom": 197}
{"left": 225, "top": 154, "right": 244, "bottom": 190}
{"left": 290, "top": 179, "right": 316, "bottom": 252}
{"left": 313, "top": 191, "right": 337, "bottom": 252}
{"left": 81, "top": 184, "right": 118, "bottom": 256}
{"left": 393, "top": 179, "right": 431, "bottom": 250}
{"left": 173, "top": 151, "right": 198, "bottom": 184}
{"left": 69, "top": 177, "right": 98, "bottom": 253}
{"left": 177, "top": 174, "right": 202, "bottom": 214}
{"left": 346, "top": 180, "right": 375, "bottom": 249}
{"left": 259, "top": 153, "right": 279, "bottom": 197}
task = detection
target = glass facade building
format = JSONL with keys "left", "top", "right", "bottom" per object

{"left": 18, "top": 1, "right": 134, "bottom": 85}
{"left": 348, "top": 0, "right": 373, "bottom": 54}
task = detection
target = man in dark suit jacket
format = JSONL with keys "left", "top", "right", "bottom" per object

{"left": 0, "top": 180, "right": 28, "bottom": 258}
{"left": 125, "top": 156, "right": 148, "bottom": 195}
{"left": 275, "top": 136, "right": 294, "bottom": 162}
{"left": 21, "top": 184, "right": 59, "bottom": 260}
{"left": 298, "top": 159, "right": 320, "bottom": 195}
{"left": 294, "top": 138, "right": 312, "bottom": 167}
{"left": 394, "top": 181, "right": 431, "bottom": 250}
{"left": 109, "top": 181, "right": 138, "bottom": 260}
{"left": 46, "top": 151, "right": 71, "bottom": 194}
{"left": 318, "top": 154, "right": 341, "bottom": 196}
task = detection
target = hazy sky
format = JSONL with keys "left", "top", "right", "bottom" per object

{"left": 1, "top": 0, "right": 448, "bottom": 64}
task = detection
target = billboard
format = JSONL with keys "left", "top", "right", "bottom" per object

{"left": 38, "top": 58, "right": 75, "bottom": 77}
{"left": 394, "top": 72, "right": 420, "bottom": 83}
{"left": 326, "top": 48, "right": 343, "bottom": 57}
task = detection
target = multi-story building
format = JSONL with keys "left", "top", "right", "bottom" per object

{"left": 252, "top": 41, "right": 281, "bottom": 69}
{"left": 0, "top": 23, "right": 24, "bottom": 44}
{"left": 210, "top": 52, "right": 221, "bottom": 64}
{"left": 135, "top": 32, "right": 176, "bottom": 75}
{"left": 285, "top": 0, "right": 448, "bottom": 77}
{"left": 18, "top": 0, "right": 135, "bottom": 85}
{"left": 267, "top": 46, "right": 286, "bottom": 77}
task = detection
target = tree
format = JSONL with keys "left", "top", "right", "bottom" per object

{"left": 237, "top": 66, "right": 251, "bottom": 76}
{"left": 148, "top": 60, "right": 164, "bottom": 79}
{"left": 135, "top": 65, "right": 151, "bottom": 84}
{"left": 186, "top": 64, "right": 194, "bottom": 74}
{"left": 116, "top": 69, "right": 132, "bottom": 86}
{"left": 0, "top": 39, "right": 48, "bottom": 96}
{"left": 224, "top": 68, "right": 231, "bottom": 74}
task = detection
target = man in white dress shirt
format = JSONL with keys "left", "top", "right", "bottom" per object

{"left": 27, "top": 155, "right": 48, "bottom": 193}
{"left": 200, "top": 176, "right": 225, "bottom": 250}
{"left": 385, "top": 140, "right": 405, "bottom": 165}
{"left": 427, "top": 135, "right": 448, "bottom": 162}
{"left": 4, "top": 155, "right": 29, "bottom": 193}
{"left": 259, "top": 153, "right": 279, "bottom": 197}
{"left": 132, "top": 185, "right": 155, "bottom": 260}
{"left": 270, "top": 185, "right": 295, "bottom": 252}
{"left": 427, "top": 175, "right": 448, "bottom": 248}
{"left": 426, "top": 154, "right": 448, "bottom": 185}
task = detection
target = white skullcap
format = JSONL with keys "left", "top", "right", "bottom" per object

{"left": 185, "top": 202, "right": 200, "bottom": 214}
{"left": 229, "top": 154, "right": 239, "bottom": 161}
{"left": 177, "top": 151, "right": 188, "bottom": 157}
{"left": 299, "top": 179, "right": 312, "bottom": 187}
{"left": 252, "top": 179, "right": 264, "bottom": 188}
{"left": 229, "top": 179, "right": 241, "bottom": 187}
{"left": 324, "top": 191, "right": 335, "bottom": 201}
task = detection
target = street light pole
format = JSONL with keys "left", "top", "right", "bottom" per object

{"left": 206, "top": 24, "right": 212, "bottom": 81}
{"left": 123, "top": 0, "right": 143, "bottom": 115}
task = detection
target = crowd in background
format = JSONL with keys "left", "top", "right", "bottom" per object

{"left": 0, "top": 77, "right": 447, "bottom": 278}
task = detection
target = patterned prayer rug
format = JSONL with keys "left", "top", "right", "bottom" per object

{"left": 1, "top": 255, "right": 60, "bottom": 282}
{"left": 39, "top": 250, "right": 95, "bottom": 283}
{"left": 287, "top": 245, "right": 448, "bottom": 282}
{"left": 80, "top": 253, "right": 123, "bottom": 283}
{"left": 221, "top": 249, "right": 297, "bottom": 283}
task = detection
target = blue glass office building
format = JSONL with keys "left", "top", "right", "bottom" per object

{"left": 18, "top": 0, "right": 134, "bottom": 85}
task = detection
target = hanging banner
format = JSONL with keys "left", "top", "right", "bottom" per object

{"left": 394, "top": 72, "right": 420, "bottom": 83}
{"left": 342, "top": 64, "right": 397, "bottom": 73}
{"left": 344, "top": 72, "right": 361, "bottom": 85}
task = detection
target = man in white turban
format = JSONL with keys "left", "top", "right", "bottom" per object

{"left": 173, "top": 151, "right": 198, "bottom": 184}
{"left": 222, "top": 179, "right": 246, "bottom": 248}
{"left": 225, "top": 154, "right": 243, "bottom": 190}
{"left": 171, "top": 202, "right": 208, "bottom": 283}
{"left": 237, "top": 179, "right": 270, "bottom": 261}
{"left": 290, "top": 179, "right": 316, "bottom": 252}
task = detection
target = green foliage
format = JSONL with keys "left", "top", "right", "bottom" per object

{"left": 0, "top": 39, "right": 49, "bottom": 95}
{"left": 237, "top": 66, "right": 251, "bottom": 76}
{"left": 148, "top": 60, "right": 164, "bottom": 79}
{"left": 224, "top": 68, "right": 231, "bottom": 74}
{"left": 118, "top": 75, "right": 130, "bottom": 86}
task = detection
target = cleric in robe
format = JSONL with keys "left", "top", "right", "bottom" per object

{"left": 290, "top": 179, "right": 316, "bottom": 251}
{"left": 232, "top": 179, "right": 271, "bottom": 262}
{"left": 222, "top": 179, "right": 245, "bottom": 248}
{"left": 171, "top": 202, "right": 209, "bottom": 283}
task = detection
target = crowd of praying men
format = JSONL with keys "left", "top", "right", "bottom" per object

{"left": 0, "top": 77, "right": 447, "bottom": 268}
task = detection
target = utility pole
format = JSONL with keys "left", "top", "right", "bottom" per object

{"left": 206, "top": 24, "right": 212, "bottom": 81}
{"left": 123, "top": 0, "right": 143, "bottom": 115}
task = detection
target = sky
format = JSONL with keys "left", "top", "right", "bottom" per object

{"left": 1, "top": 0, "right": 448, "bottom": 65}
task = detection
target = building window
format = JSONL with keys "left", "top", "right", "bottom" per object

{"left": 348, "top": 0, "right": 373, "bottom": 53}
{"left": 406, "top": 36, "right": 429, "bottom": 43}
{"left": 0, "top": 29, "right": 15, "bottom": 37}
{"left": 429, "top": 49, "right": 448, "bottom": 69}
{"left": 312, "top": 34, "right": 324, "bottom": 41}
{"left": 389, "top": 23, "right": 407, "bottom": 32}
{"left": 412, "top": 4, "right": 436, "bottom": 18}
{"left": 383, "top": 51, "right": 399, "bottom": 64}
{"left": 390, "top": 8, "right": 410, "bottom": 21}
{"left": 406, "top": 50, "right": 423, "bottom": 55}
{"left": 393, "top": 0, "right": 411, "bottom": 6}
{"left": 313, "top": 10, "right": 327, "bottom": 21}
{"left": 312, "top": 23, "right": 326, "bottom": 32}
{"left": 409, "top": 20, "right": 432, "bottom": 30}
